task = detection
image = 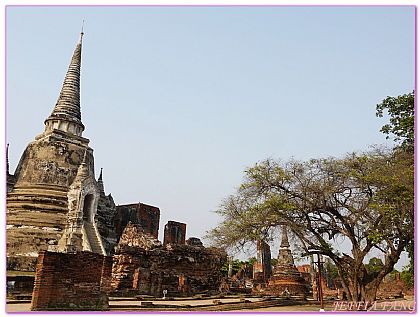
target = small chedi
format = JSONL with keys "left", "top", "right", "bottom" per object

{"left": 262, "top": 225, "right": 309, "bottom": 298}
{"left": 111, "top": 223, "right": 227, "bottom": 297}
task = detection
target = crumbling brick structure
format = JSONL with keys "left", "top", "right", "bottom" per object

{"left": 253, "top": 240, "right": 272, "bottom": 283}
{"left": 186, "top": 237, "right": 204, "bottom": 247}
{"left": 115, "top": 203, "right": 160, "bottom": 240}
{"left": 163, "top": 221, "right": 186, "bottom": 245}
{"left": 111, "top": 223, "right": 226, "bottom": 297}
{"left": 31, "top": 251, "right": 112, "bottom": 311}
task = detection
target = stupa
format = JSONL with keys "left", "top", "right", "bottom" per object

{"left": 6, "top": 31, "right": 116, "bottom": 272}
{"left": 264, "top": 225, "right": 309, "bottom": 298}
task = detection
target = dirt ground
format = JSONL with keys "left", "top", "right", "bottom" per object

{"left": 6, "top": 296, "right": 416, "bottom": 312}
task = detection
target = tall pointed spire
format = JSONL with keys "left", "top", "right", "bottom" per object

{"left": 6, "top": 143, "right": 10, "bottom": 175}
{"left": 97, "top": 168, "right": 105, "bottom": 195}
{"left": 44, "top": 29, "right": 85, "bottom": 136}
{"left": 276, "top": 224, "right": 294, "bottom": 267}
{"left": 280, "top": 225, "right": 290, "bottom": 248}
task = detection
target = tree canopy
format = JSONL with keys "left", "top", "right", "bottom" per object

{"left": 207, "top": 91, "right": 414, "bottom": 303}
{"left": 207, "top": 147, "right": 413, "bottom": 302}
{"left": 376, "top": 90, "right": 414, "bottom": 151}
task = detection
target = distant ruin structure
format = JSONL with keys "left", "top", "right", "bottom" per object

{"left": 163, "top": 221, "right": 187, "bottom": 245}
{"left": 253, "top": 240, "right": 272, "bottom": 283}
{"left": 262, "top": 226, "right": 308, "bottom": 298}
{"left": 6, "top": 144, "right": 16, "bottom": 193}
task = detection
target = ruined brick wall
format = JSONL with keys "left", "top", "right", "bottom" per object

{"left": 115, "top": 203, "right": 160, "bottom": 240}
{"left": 163, "top": 221, "right": 186, "bottom": 245}
{"left": 111, "top": 224, "right": 226, "bottom": 297}
{"left": 31, "top": 251, "right": 112, "bottom": 311}
{"left": 112, "top": 245, "right": 226, "bottom": 297}
{"left": 296, "top": 265, "right": 313, "bottom": 287}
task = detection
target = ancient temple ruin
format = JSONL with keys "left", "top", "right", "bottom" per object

{"left": 253, "top": 240, "right": 272, "bottom": 283}
{"left": 115, "top": 203, "right": 160, "bottom": 240}
{"left": 6, "top": 32, "right": 116, "bottom": 271}
{"left": 111, "top": 223, "right": 226, "bottom": 297}
{"left": 7, "top": 32, "right": 227, "bottom": 307}
{"left": 262, "top": 225, "right": 309, "bottom": 298}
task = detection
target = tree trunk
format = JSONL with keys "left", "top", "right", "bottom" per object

{"left": 362, "top": 283, "right": 380, "bottom": 304}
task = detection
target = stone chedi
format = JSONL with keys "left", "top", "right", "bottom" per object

{"left": 264, "top": 226, "right": 308, "bottom": 298}
{"left": 7, "top": 32, "right": 116, "bottom": 271}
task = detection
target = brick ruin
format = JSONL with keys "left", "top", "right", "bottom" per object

{"left": 111, "top": 223, "right": 227, "bottom": 297}
{"left": 31, "top": 251, "right": 112, "bottom": 311}
{"left": 115, "top": 203, "right": 160, "bottom": 240}
{"left": 163, "top": 220, "right": 186, "bottom": 245}
{"left": 253, "top": 240, "right": 272, "bottom": 283}
{"left": 95, "top": 169, "right": 118, "bottom": 255}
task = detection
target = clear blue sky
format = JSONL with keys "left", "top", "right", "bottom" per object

{"left": 6, "top": 6, "right": 414, "bottom": 267}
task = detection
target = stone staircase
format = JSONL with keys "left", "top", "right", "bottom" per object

{"left": 84, "top": 221, "right": 104, "bottom": 255}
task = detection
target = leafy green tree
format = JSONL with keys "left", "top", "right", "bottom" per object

{"left": 207, "top": 148, "right": 413, "bottom": 303}
{"left": 365, "top": 257, "right": 384, "bottom": 274}
{"left": 324, "top": 258, "right": 339, "bottom": 280}
{"left": 376, "top": 91, "right": 415, "bottom": 286}
{"left": 376, "top": 91, "right": 414, "bottom": 151}
{"left": 220, "top": 259, "right": 244, "bottom": 277}
{"left": 246, "top": 257, "right": 257, "bottom": 266}
{"left": 209, "top": 92, "right": 414, "bottom": 303}
{"left": 400, "top": 266, "right": 414, "bottom": 289}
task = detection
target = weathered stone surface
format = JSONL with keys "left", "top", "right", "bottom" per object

{"left": 117, "top": 223, "right": 161, "bottom": 251}
{"left": 111, "top": 224, "right": 227, "bottom": 297}
{"left": 115, "top": 203, "right": 160, "bottom": 240}
{"left": 163, "top": 221, "right": 186, "bottom": 245}
{"left": 44, "top": 34, "right": 84, "bottom": 136}
{"left": 95, "top": 169, "right": 118, "bottom": 255}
